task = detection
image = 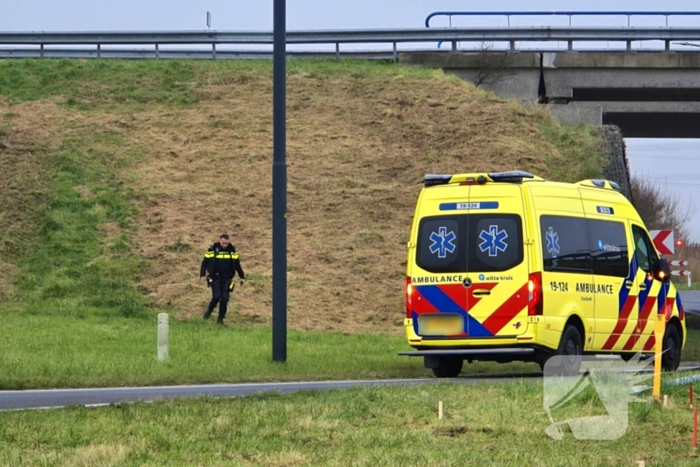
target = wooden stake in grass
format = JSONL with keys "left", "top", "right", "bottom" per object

{"left": 663, "top": 395, "right": 668, "bottom": 408}
{"left": 438, "top": 401, "right": 443, "bottom": 420}
{"left": 691, "top": 384, "right": 694, "bottom": 409}
{"left": 694, "top": 407, "right": 698, "bottom": 450}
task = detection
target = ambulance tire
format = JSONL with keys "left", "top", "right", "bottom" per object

{"left": 550, "top": 325, "right": 583, "bottom": 376}
{"left": 431, "top": 358, "right": 463, "bottom": 378}
{"left": 661, "top": 324, "right": 682, "bottom": 372}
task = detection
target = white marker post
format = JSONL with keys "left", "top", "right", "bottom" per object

{"left": 158, "top": 313, "right": 169, "bottom": 361}
{"left": 671, "top": 269, "right": 692, "bottom": 288}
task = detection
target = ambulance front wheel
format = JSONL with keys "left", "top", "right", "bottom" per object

{"left": 431, "top": 358, "right": 463, "bottom": 378}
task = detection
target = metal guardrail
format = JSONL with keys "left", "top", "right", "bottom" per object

{"left": 425, "top": 11, "right": 700, "bottom": 28}
{"left": 4, "top": 28, "right": 700, "bottom": 44}
{"left": 2, "top": 27, "right": 700, "bottom": 61}
{"left": 0, "top": 48, "right": 399, "bottom": 60}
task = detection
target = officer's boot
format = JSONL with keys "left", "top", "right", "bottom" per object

{"left": 217, "top": 298, "right": 228, "bottom": 326}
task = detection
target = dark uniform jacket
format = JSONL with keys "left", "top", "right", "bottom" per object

{"left": 200, "top": 242, "right": 245, "bottom": 280}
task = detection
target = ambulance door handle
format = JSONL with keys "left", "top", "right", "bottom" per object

{"left": 472, "top": 289, "right": 491, "bottom": 296}
{"left": 624, "top": 280, "right": 634, "bottom": 289}
{"left": 638, "top": 283, "right": 647, "bottom": 290}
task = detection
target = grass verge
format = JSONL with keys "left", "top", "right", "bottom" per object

{"left": 0, "top": 311, "right": 697, "bottom": 390}
{"left": 1, "top": 380, "right": 698, "bottom": 466}
{"left": 0, "top": 312, "right": 545, "bottom": 390}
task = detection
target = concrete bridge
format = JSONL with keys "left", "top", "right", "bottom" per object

{"left": 401, "top": 52, "right": 700, "bottom": 138}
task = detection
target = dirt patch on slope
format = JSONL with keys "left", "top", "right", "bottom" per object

{"left": 127, "top": 72, "right": 567, "bottom": 334}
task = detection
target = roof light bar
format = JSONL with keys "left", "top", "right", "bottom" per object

{"left": 488, "top": 171, "right": 535, "bottom": 183}
{"left": 578, "top": 179, "right": 623, "bottom": 192}
{"left": 424, "top": 174, "right": 453, "bottom": 187}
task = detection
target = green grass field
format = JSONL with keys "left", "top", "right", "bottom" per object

{"left": 0, "top": 309, "right": 696, "bottom": 390}
{"left": 0, "top": 310, "right": 546, "bottom": 390}
{"left": 1, "top": 380, "right": 698, "bottom": 466}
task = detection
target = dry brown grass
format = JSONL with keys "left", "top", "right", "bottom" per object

{"left": 126, "top": 72, "right": 569, "bottom": 334}
{"left": 0, "top": 66, "right": 593, "bottom": 334}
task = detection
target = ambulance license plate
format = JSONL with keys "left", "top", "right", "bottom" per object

{"left": 419, "top": 315, "right": 464, "bottom": 336}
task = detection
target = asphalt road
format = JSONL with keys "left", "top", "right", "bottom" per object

{"left": 680, "top": 291, "right": 700, "bottom": 315}
{"left": 0, "top": 375, "right": 542, "bottom": 411}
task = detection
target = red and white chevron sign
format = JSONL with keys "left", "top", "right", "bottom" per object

{"left": 671, "top": 270, "right": 691, "bottom": 277}
{"left": 670, "top": 260, "right": 689, "bottom": 267}
{"left": 650, "top": 229, "right": 674, "bottom": 255}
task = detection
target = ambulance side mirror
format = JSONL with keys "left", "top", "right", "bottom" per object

{"left": 657, "top": 258, "right": 671, "bottom": 283}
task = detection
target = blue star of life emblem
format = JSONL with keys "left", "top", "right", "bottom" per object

{"left": 479, "top": 225, "right": 508, "bottom": 257}
{"left": 546, "top": 227, "right": 560, "bottom": 258}
{"left": 429, "top": 227, "right": 457, "bottom": 259}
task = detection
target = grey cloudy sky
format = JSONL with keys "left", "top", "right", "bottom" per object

{"left": 3, "top": 0, "right": 697, "bottom": 30}
{"left": 3, "top": 1, "right": 699, "bottom": 240}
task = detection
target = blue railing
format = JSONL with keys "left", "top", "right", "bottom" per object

{"left": 426, "top": 11, "right": 700, "bottom": 50}
{"left": 425, "top": 11, "right": 700, "bottom": 28}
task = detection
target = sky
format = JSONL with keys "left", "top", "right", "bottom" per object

{"left": 2, "top": 0, "right": 698, "bottom": 31}
{"left": 2, "top": 0, "right": 699, "bottom": 240}
{"left": 626, "top": 139, "right": 699, "bottom": 242}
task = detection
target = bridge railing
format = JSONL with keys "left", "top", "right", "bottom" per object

{"left": 2, "top": 27, "right": 700, "bottom": 60}
{"left": 425, "top": 11, "right": 700, "bottom": 28}
{"left": 425, "top": 11, "right": 700, "bottom": 51}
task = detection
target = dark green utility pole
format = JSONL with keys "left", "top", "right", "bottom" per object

{"left": 272, "top": 0, "right": 287, "bottom": 363}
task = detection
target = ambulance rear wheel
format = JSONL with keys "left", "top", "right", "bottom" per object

{"left": 662, "top": 324, "right": 682, "bottom": 371}
{"left": 550, "top": 325, "right": 582, "bottom": 376}
{"left": 431, "top": 358, "right": 463, "bottom": 378}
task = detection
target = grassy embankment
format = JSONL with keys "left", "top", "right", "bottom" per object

{"left": 1, "top": 59, "right": 687, "bottom": 389}
{"left": 2, "top": 379, "right": 699, "bottom": 466}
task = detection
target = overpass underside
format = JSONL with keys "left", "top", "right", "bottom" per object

{"left": 400, "top": 52, "right": 700, "bottom": 138}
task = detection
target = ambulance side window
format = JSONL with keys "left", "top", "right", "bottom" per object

{"left": 540, "top": 215, "right": 591, "bottom": 273}
{"left": 632, "top": 225, "right": 659, "bottom": 274}
{"left": 587, "top": 219, "right": 629, "bottom": 277}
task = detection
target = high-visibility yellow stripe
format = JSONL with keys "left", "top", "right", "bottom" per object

{"left": 204, "top": 252, "right": 215, "bottom": 258}
{"left": 214, "top": 253, "right": 240, "bottom": 260}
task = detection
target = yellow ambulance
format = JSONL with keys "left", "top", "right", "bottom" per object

{"left": 400, "top": 171, "right": 685, "bottom": 377}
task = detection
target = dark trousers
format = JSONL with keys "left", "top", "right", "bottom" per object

{"left": 206, "top": 277, "right": 232, "bottom": 320}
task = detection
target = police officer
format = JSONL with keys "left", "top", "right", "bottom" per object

{"left": 200, "top": 233, "right": 245, "bottom": 325}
